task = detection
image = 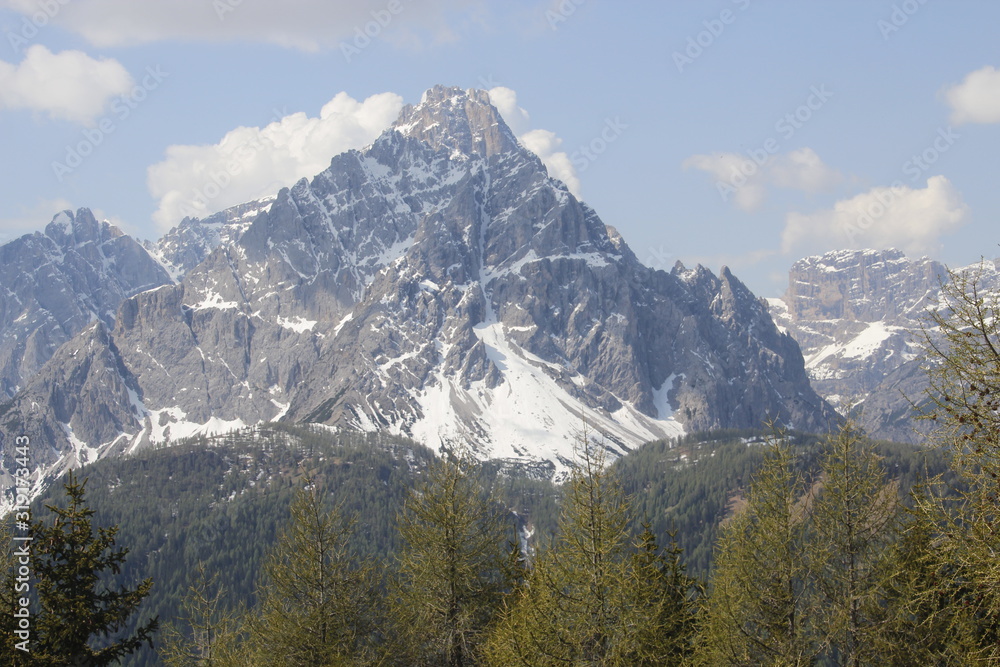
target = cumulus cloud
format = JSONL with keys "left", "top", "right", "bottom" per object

{"left": 487, "top": 86, "right": 581, "bottom": 196}
{"left": 147, "top": 92, "right": 404, "bottom": 231}
{"left": 0, "top": 45, "right": 133, "bottom": 125}
{"left": 781, "top": 175, "right": 968, "bottom": 256}
{"left": 2, "top": 0, "right": 480, "bottom": 52}
{"left": 486, "top": 86, "right": 530, "bottom": 135}
{"left": 945, "top": 65, "right": 1000, "bottom": 125}
{"left": 149, "top": 84, "right": 585, "bottom": 231}
{"left": 683, "top": 147, "right": 843, "bottom": 211}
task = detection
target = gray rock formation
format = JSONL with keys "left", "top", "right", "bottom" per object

{"left": 1, "top": 85, "right": 836, "bottom": 502}
{"left": 145, "top": 196, "right": 275, "bottom": 280}
{"left": 0, "top": 209, "right": 170, "bottom": 399}
{"left": 769, "top": 248, "right": 1000, "bottom": 442}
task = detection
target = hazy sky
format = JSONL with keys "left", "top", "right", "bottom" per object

{"left": 1, "top": 0, "right": 998, "bottom": 296}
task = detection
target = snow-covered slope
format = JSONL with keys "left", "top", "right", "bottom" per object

{"left": 770, "top": 248, "right": 1000, "bottom": 441}
{"left": 0, "top": 86, "right": 835, "bottom": 508}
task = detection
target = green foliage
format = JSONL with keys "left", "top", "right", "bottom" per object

{"left": 1, "top": 472, "right": 158, "bottom": 666}
{"left": 159, "top": 564, "right": 244, "bottom": 666}
{"left": 806, "top": 421, "right": 903, "bottom": 664}
{"left": 697, "top": 436, "right": 815, "bottom": 665}
{"left": 913, "top": 262, "right": 1000, "bottom": 661}
{"left": 8, "top": 420, "right": 959, "bottom": 666}
{"left": 391, "top": 452, "right": 519, "bottom": 666}
{"left": 622, "top": 525, "right": 701, "bottom": 665}
{"left": 243, "top": 484, "right": 380, "bottom": 665}
{"left": 27, "top": 425, "right": 439, "bottom": 667}
{"left": 486, "top": 438, "right": 699, "bottom": 666}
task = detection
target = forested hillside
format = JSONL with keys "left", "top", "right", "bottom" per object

{"left": 1, "top": 420, "right": 956, "bottom": 665}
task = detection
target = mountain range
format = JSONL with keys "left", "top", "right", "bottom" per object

{"left": 5, "top": 84, "right": 975, "bottom": 506}
{"left": 0, "top": 86, "right": 836, "bottom": 501}
{"left": 769, "top": 248, "right": 1000, "bottom": 442}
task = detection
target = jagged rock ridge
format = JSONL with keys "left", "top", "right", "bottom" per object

{"left": 769, "top": 248, "right": 1000, "bottom": 441}
{"left": 0, "top": 209, "right": 170, "bottom": 400}
{"left": 1, "top": 85, "right": 836, "bottom": 500}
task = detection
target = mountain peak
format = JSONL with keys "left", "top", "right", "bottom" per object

{"left": 44, "top": 208, "right": 120, "bottom": 248}
{"left": 391, "top": 85, "right": 519, "bottom": 159}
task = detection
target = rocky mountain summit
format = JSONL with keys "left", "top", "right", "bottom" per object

{"left": 145, "top": 196, "right": 276, "bottom": 280}
{"left": 0, "top": 85, "right": 835, "bottom": 501}
{"left": 769, "top": 248, "right": 1000, "bottom": 441}
{"left": 0, "top": 209, "right": 170, "bottom": 400}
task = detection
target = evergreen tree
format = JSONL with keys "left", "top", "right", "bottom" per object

{"left": 874, "top": 502, "right": 975, "bottom": 666}
{"left": 487, "top": 435, "right": 672, "bottom": 666}
{"left": 391, "top": 450, "right": 517, "bottom": 666}
{"left": 18, "top": 471, "right": 158, "bottom": 665}
{"left": 159, "top": 563, "right": 245, "bottom": 667}
{"left": 620, "top": 525, "right": 701, "bottom": 665}
{"left": 697, "top": 437, "right": 815, "bottom": 666}
{"left": 805, "top": 420, "right": 902, "bottom": 665}
{"left": 243, "top": 482, "right": 378, "bottom": 666}
{"left": 916, "top": 261, "right": 1000, "bottom": 660}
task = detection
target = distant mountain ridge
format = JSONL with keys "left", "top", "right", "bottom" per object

{"left": 769, "top": 248, "right": 1000, "bottom": 441}
{"left": 0, "top": 209, "right": 170, "bottom": 400}
{"left": 0, "top": 85, "right": 835, "bottom": 506}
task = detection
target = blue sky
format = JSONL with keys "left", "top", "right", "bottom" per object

{"left": 1, "top": 0, "right": 998, "bottom": 296}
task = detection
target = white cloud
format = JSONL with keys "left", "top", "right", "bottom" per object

{"left": 487, "top": 86, "right": 531, "bottom": 135}
{"left": 147, "top": 91, "right": 404, "bottom": 231}
{"left": 781, "top": 176, "right": 968, "bottom": 256}
{"left": 683, "top": 147, "right": 842, "bottom": 212}
{"left": 2, "top": 0, "right": 480, "bottom": 52}
{"left": 487, "top": 86, "right": 581, "bottom": 196}
{"left": 768, "top": 148, "right": 843, "bottom": 193}
{"left": 149, "top": 84, "right": 584, "bottom": 231}
{"left": 683, "top": 153, "right": 769, "bottom": 211}
{"left": 945, "top": 65, "right": 1000, "bottom": 125}
{"left": 518, "top": 129, "right": 581, "bottom": 196}
{"left": 0, "top": 45, "right": 133, "bottom": 125}
{"left": 0, "top": 197, "right": 75, "bottom": 242}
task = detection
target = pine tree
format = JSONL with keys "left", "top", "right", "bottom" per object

{"left": 391, "top": 450, "right": 517, "bottom": 666}
{"left": 486, "top": 435, "right": 650, "bottom": 666}
{"left": 23, "top": 471, "right": 158, "bottom": 665}
{"left": 244, "top": 482, "right": 378, "bottom": 666}
{"left": 805, "top": 420, "right": 903, "bottom": 665}
{"left": 160, "top": 563, "right": 245, "bottom": 667}
{"left": 697, "top": 435, "right": 815, "bottom": 666}
{"left": 874, "top": 501, "right": 976, "bottom": 666}
{"left": 620, "top": 525, "right": 701, "bottom": 665}
{"left": 916, "top": 261, "right": 1000, "bottom": 660}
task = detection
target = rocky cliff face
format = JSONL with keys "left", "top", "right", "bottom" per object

{"left": 0, "top": 209, "right": 170, "bottom": 400}
{"left": 770, "top": 248, "right": 1000, "bottom": 442}
{"left": 1, "top": 85, "right": 835, "bottom": 501}
{"left": 145, "top": 196, "right": 276, "bottom": 280}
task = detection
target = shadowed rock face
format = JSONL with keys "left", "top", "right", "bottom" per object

{"left": 1, "top": 86, "right": 835, "bottom": 494}
{"left": 0, "top": 208, "right": 170, "bottom": 399}
{"left": 771, "top": 248, "right": 1000, "bottom": 442}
